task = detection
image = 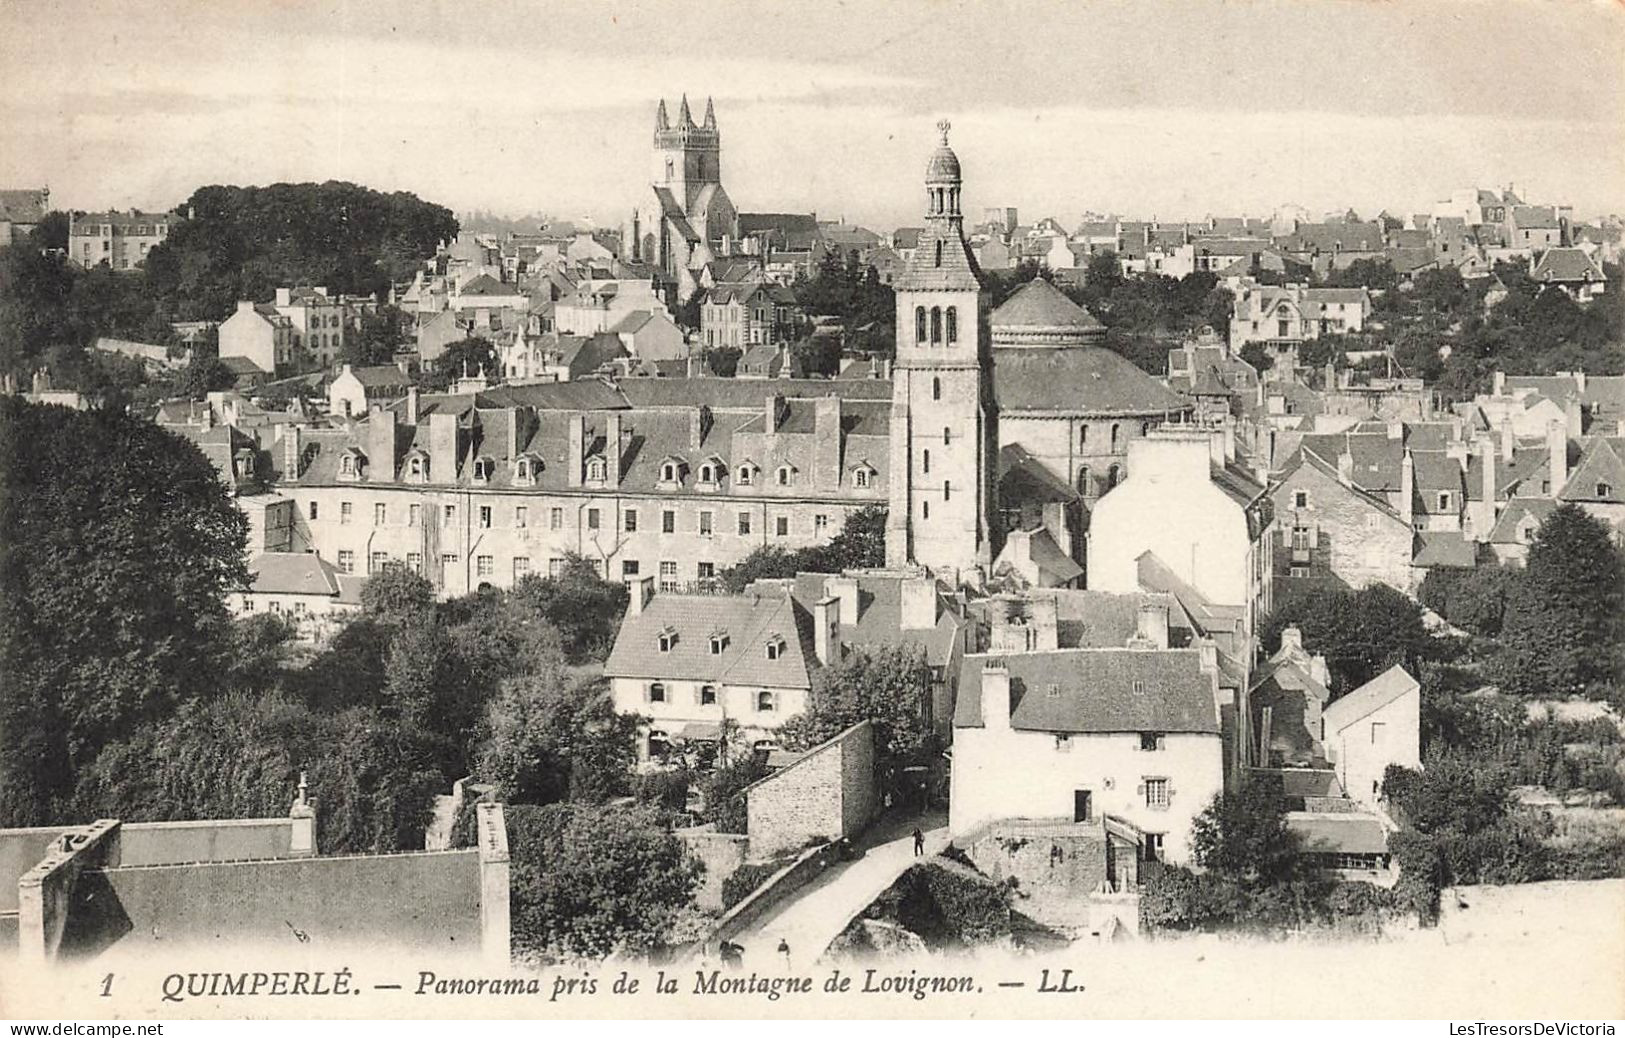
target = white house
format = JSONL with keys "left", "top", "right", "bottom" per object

{"left": 229, "top": 552, "right": 366, "bottom": 643}
{"left": 1321, "top": 664, "right": 1421, "bottom": 809}
{"left": 327, "top": 363, "right": 411, "bottom": 419}
{"left": 950, "top": 642, "right": 1227, "bottom": 865}
{"left": 218, "top": 301, "right": 295, "bottom": 376}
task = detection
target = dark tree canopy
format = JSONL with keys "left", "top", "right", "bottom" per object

{"left": 0, "top": 399, "right": 248, "bottom": 825}
{"left": 1262, "top": 583, "right": 1434, "bottom": 694}
{"left": 719, "top": 504, "right": 885, "bottom": 591}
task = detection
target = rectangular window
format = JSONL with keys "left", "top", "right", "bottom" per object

{"left": 698, "top": 562, "right": 715, "bottom": 579}
{"left": 699, "top": 511, "right": 713, "bottom": 536}
{"left": 775, "top": 516, "right": 789, "bottom": 537}
{"left": 406, "top": 552, "right": 423, "bottom": 574}
{"left": 476, "top": 555, "right": 494, "bottom": 577}
{"left": 1143, "top": 833, "right": 1165, "bottom": 863}
{"left": 480, "top": 506, "right": 493, "bottom": 529}
{"left": 306, "top": 501, "right": 318, "bottom": 521}
{"left": 408, "top": 504, "right": 421, "bottom": 527}
{"left": 738, "top": 512, "right": 752, "bottom": 536}
{"left": 515, "top": 506, "right": 527, "bottom": 528}
{"left": 513, "top": 556, "right": 531, "bottom": 580}
{"left": 370, "top": 551, "right": 387, "bottom": 572}
{"left": 340, "top": 501, "right": 352, "bottom": 524}
{"left": 1370, "top": 721, "right": 1386, "bottom": 745}
{"left": 337, "top": 550, "right": 355, "bottom": 573}
{"left": 815, "top": 514, "right": 829, "bottom": 533}
{"left": 549, "top": 558, "right": 566, "bottom": 578}
{"left": 1437, "top": 492, "right": 1451, "bottom": 511}
{"left": 1139, "top": 732, "right": 1165, "bottom": 752}
{"left": 622, "top": 560, "right": 640, "bottom": 577}
{"left": 550, "top": 508, "right": 563, "bottom": 530}
{"left": 662, "top": 510, "right": 675, "bottom": 534}
{"left": 1293, "top": 491, "right": 1308, "bottom": 509}
{"left": 624, "top": 509, "right": 637, "bottom": 533}
{"left": 1144, "top": 778, "right": 1170, "bottom": 810}
{"left": 444, "top": 504, "right": 456, "bottom": 525}
{"left": 587, "top": 508, "right": 601, "bottom": 530}
{"left": 659, "top": 560, "right": 678, "bottom": 592}
{"left": 243, "top": 599, "right": 255, "bottom": 612}
{"left": 441, "top": 552, "right": 459, "bottom": 569}
{"left": 1290, "top": 565, "right": 1311, "bottom": 578}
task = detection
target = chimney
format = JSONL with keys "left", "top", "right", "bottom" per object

{"left": 814, "top": 396, "right": 842, "bottom": 489}
{"left": 900, "top": 575, "right": 936, "bottom": 630}
{"left": 567, "top": 414, "right": 585, "bottom": 487}
{"left": 429, "top": 411, "right": 459, "bottom": 483}
{"left": 367, "top": 411, "right": 397, "bottom": 483}
{"left": 1386, "top": 419, "right": 1403, "bottom": 441}
{"left": 1547, "top": 419, "right": 1567, "bottom": 497}
{"left": 1400, "top": 449, "right": 1415, "bottom": 525}
{"left": 813, "top": 595, "right": 843, "bottom": 665}
{"left": 1477, "top": 433, "right": 1496, "bottom": 515}
{"left": 1279, "top": 625, "right": 1305, "bottom": 658}
{"left": 627, "top": 574, "right": 655, "bottom": 616}
{"left": 1337, "top": 448, "right": 1354, "bottom": 486}
{"left": 1492, "top": 370, "right": 1506, "bottom": 397}
{"left": 1221, "top": 416, "right": 1236, "bottom": 463}
{"left": 605, "top": 413, "right": 623, "bottom": 486}
{"left": 828, "top": 576, "right": 860, "bottom": 627}
{"left": 289, "top": 772, "right": 316, "bottom": 858}
{"left": 1499, "top": 417, "right": 1514, "bottom": 462}
{"left": 406, "top": 385, "right": 420, "bottom": 426}
{"left": 764, "top": 393, "right": 786, "bottom": 435}
{"left": 1309, "top": 655, "right": 1332, "bottom": 688}
{"left": 1135, "top": 602, "right": 1171, "bottom": 650}
{"left": 1208, "top": 428, "right": 1226, "bottom": 467}
{"left": 1030, "top": 595, "right": 1059, "bottom": 652}
{"left": 1196, "top": 638, "right": 1218, "bottom": 677}
{"left": 689, "top": 405, "right": 712, "bottom": 450}
{"left": 980, "top": 661, "right": 1011, "bottom": 731}
{"left": 275, "top": 287, "right": 291, "bottom": 306}
{"left": 282, "top": 424, "right": 302, "bottom": 479}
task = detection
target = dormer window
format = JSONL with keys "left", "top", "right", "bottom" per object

{"left": 737, "top": 465, "right": 754, "bottom": 486}
{"left": 339, "top": 452, "right": 360, "bottom": 479}
{"left": 776, "top": 466, "right": 792, "bottom": 487}
{"left": 853, "top": 466, "right": 871, "bottom": 489}
{"left": 699, "top": 461, "right": 722, "bottom": 486}
{"left": 586, "top": 457, "right": 606, "bottom": 482}
{"left": 765, "top": 636, "right": 785, "bottom": 661}
{"left": 1437, "top": 491, "right": 1451, "bottom": 511}
{"left": 657, "top": 627, "right": 678, "bottom": 653}
{"left": 406, "top": 452, "right": 429, "bottom": 482}
{"left": 661, "top": 461, "right": 681, "bottom": 483}
{"left": 709, "top": 632, "right": 729, "bottom": 655}
{"left": 1599, "top": 482, "right": 1613, "bottom": 498}
{"left": 514, "top": 456, "right": 539, "bottom": 484}
{"left": 472, "top": 457, "right": 493, "bottom": 483}
{"left": 756, "top": 690, "right": 776, "bottom": 712}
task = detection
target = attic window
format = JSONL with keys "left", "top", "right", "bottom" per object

{"left": 657, "top": 627, "right": 678, "bottom": 653}
{"left": 408, "top": 455, "right": 427, "bottom": 480}
{"left": 1045, "top": 682, "right": 1060, "bottom": 698}
{"left": 853, "top": 467, "right": 870, "bottom": 489}
{"left": 765, "top": 636, "right": 785, "bottom": 661}
{"left": 473, "top": 457, "right": 493, "bottom": 483}
{"left": 737, "top": 465, "right": 754, "bottom": 486}
{"left": 586, "top": 457, "right": 606, "bottom": 482}
{"left": 340, "top": 454, "right": 357, "bottom": 477}
{"left": 698, "top": 463, "right": 717, "bottom": 485}
{"left": 515, "top": 457, "right": 537, "bottom": 482}
{"left": 776, "top": 466, "right": 792, "bottom": 487}
{"left": 661, "top": 461, "right": 681, "bottom": 483}
{"left": 1599, "top": 482, "right": 1613, "bottom": 498}
{"left": 1132, "top": 679, "right": 1146, "bottom": 695}
{"left": 709, "top": 632, "right": 729, "bottom": 655}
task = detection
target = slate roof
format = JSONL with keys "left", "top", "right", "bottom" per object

{"left": 1412, "top": 531, "right": 1476, "bottom": 568}
{"left": 1298, "top": 432, "right": 1402, "bottom": 492}
{"left": 998, "top": 444, "right": 1080, "bottom": 506}
{"left": 476, "top": 380, "right": 629, "bottom": 411}
{"left": 1279, "top": 222, "right": 1384, "bottom": 254}
{"left": 1530, "top": 247, "right": 1606, "bottom": 284}
{"left": 738, "top": 212, "right": 821, "bottom": 250}
{"left": 787, "top": 572, "right": 962, "bottom": 669}
{"left": 954, "top": 648, "right": 1219, "bottom": 734}
{"left": 989, "top": 278, "right": 1105, "bottom": 334}
{"left": 350, "top": 365, "right": 411, "bottom": 389}
{"left": 1025, "top": 529, "right": 1085, "bottom": 584}
{"left": 1135, "top": 552, "right": 1245, "bottom": 634}
{"left": 615, "top": 377, "right": 890, "bottom": 410}
{"left": 458, "top": 274, "right": 523, "bottom": 298}
{"left": 1560, "top": 437, "right": 1625, "bottom": 505}
{"left": 1486, "top": 496, "right": 1558, "bottom": 544}
{"left": 992, "top": 348, "right": 1190, "bottom": 416}
{"left": 220, "top": 355, "right": 269, "bottom": 376}
{"left": 1027, "top": 589, "right": 1193, "bottom": 650}
{"left": 604, "top": 588, "right": 814, "bottom": 688}
{"left": 1286, "top": 812, "right": 1390, "bottom": 855}
{"left": 245, "top": 552, "right": 343, "bottom": 596}
{"left": 1465, "top": 447, "right": 1548, "bottom": 502}
{"left": 1511, "top": 205, "right": 1559, "bottom": 230}
{"left": 1323, "top": 664, "right": 1418, "bottom": 732}
{"left": 894, "top": 223, "right": 982, "bottom": 292}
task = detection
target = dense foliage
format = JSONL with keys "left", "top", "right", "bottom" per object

{"left": 793, "top": 250, "right": 896, "bottom": 356}
{"left": 719, "top": 504, "right": 886, "bottom": 592}
{"left": 0, "top": 399, "right": 248, "bottom": 824}
{"left": 1262, "top": 582, "right": 1435, "bottom": 694}
{"left": 861, "top": 861, "right": 1012, "bottom": 948}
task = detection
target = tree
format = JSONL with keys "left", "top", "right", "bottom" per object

{"left": 718, "top": 505, "right": 887, "bottom": 591}
{"left": 506, "top": 802, "right": 699, "bottom": 960}
{"left": 700, "top": 756, "right": 769, "bottom": 834}
{"left": 1496, "top": 504, "right": 1625, "bottom": 699}
{"left": 510, "top": 553, "right": 629, "bottom": 663}
{"left": 1383, "top": 750, "right": 1513, "bottom": 836}
{"left": 0, "top": 399, "right": 247, "bottom": 825}
{"left": 1190, "top": 772, "right": 1301, "bottom": 887}
{"left": 360, "top": 561, "right": 436, "bottom": 630}
{"left": 476, "top": 667, "right": 638, "bottom": 807}
{"left": 1262, "top": 583, "right": 1433, "bottom": 694}
{"left": 778, "top": 644, "right": 936, "bottom": 769}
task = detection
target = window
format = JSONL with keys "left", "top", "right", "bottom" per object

{"left": 915, "top": 306, "right": 926, "bottom": 343}
{"left": 515, "top": 506, "right": 527, "bottom": 528}
{"left": 699, "top": 511, "right": 714, "bottom": 536}
{"left": 370, "top": 551, "right": 388, "bottom": 572}
{"left": 340, "top": 454, "right": 356, "bottom": 476}
{"left": 624, "top": 509, "right": 637, "bottom": 532}
{"left": 1437, "top": 492, "right": 1451, "bottom": 511}
{"left": 943, "top": 480, "right": 951, "bottom": 502}
{"left": 479, "top": 505, "right": 492, "bottom": 529}
{"left": 337, "top": 550, "right": 355, "bottom": 573}
{"left": 662, "top": 510, "right": 675, "bottom": 534}
{"left": 473, "top": 458, "right": 492, "bottom": 482}
{"left": 661, "top": 461, "right": 679, "bottom": 482}
{"left": 406, "top": 552, "right": 423, "bottom": 574}
{"left": 587, "top": 508, "right": 600, "bottom": 530}
{"left": 757, "top": 690, "right": 776, "bottom": 712}
{"left": 550, "top": 508, "right": 563, "bottom": 530}
{"left": 1142, "top": 833, "right": 1165, "bottom": 863}
{"left": 775, "top": 516, "right": 789, "bottom": 537}
{"left": 1140, "top": 732, "right": 1166, "bottom": 752}
{"left": 408, "top": 456, "right": 425, "bottom": 479}
{"left": 549, "top": 558, "right": 566, "bottom": 578}
{"left": 737, "top": 465, "right": 754, "bottom": 486}
{"left": 513, "top": 557, "right": 530, "bottom": 579}
{"left": 776, "top": 466, "right": 791, "bottom": 486}
{"left": 1079, "top": 424, "right": 1089, "bottom": 447}
{"left": 515, "top": 458, "right": 534, "bottom": 483}
{"left": 922, "top": 500, "right": 930, "bottom": 520}
{"left": 930, "top": 306, "right": 942, "bottom": 343}
{"left": 1290, "top": 564, "right": 1311, "bottom": 577}
{"left": 814, "top": 514, "right": 828, "bottom": 533}
{"left": 1600, "top": 482, "right": 1613, "bottom": 498}
{"left": 408, "top": 504, "right": 421, "bottom": 526}
{"left": 1370, "top": 721, "right": 1386, "bottom": 745}
{"left": 1292, "top": 524, "right": 1311, "bottom": 550}
{"left": 698, "top": 561, "right": 715, "bottom": 579}
{"left": 738, "top": 512, "right": 752, "bottom": 535}
{"left": 700, "top": 684, "right": 717, "bottom": 705}
{"left": 308, "top": 501, "right": 318, "bottom": 521}
{"left": 943, "top": 427, "right": 950, "bottom": 445}
{"left": 586, "top": 458, "right": 606, "bottom": 482}
{"left": 340, "top": 501, "right": 352, "bottom": 525}
{"left": 709, "top": 633, "right": 728, "bottom": 655}
{"left": 934, "top": 241, "right": 943, "bottom": 268}
{"left": 932, "top": 376, "right": 941, "bottom": 401}
{"left": 476, "top": 555, "right": 493, "bottom": 577}
{"left": 443, "top": 504, "right": 457, "bottom": 525}
{"left": 1144, "top": 778, "right": 1170, "bottom": 810}
{"left": 243, "top": 599, "right": 255, "bottom": 613}
{"left": 649, "top": 682, "right": 667, "bottom": 702}
{"left": 1293, "top": 491, "right": 1308, "bottom": 509}
{"left": 923, "top": 449, "right": 931, "bottom": 474}
{"left": 699, "top": 463, "right": 717, "bottom": 485}
{"left": 659, "top": 560, "right": 678, "bottom": 591}
{"left": 946, "top": 306, "right": 958, "bottom": 343}
{"left": 854, "top": 468, "right": 870, "bottom": 489}
{"left": 765, "top": 637, "right": 784, "bottom": 660}
{"left": 1110, "top": 423, "right": 1121, "bottom": 452}
{"left": 1106, "top": 464, "right": 1121, "bottom": 490}
{"left": 622, "top": 560, "right": 640, "bottom": 577}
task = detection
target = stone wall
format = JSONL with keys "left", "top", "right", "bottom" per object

{"left": 960, "top": 819, "right": 1112, "bottom": 900}
{"left": 745, "top": 720, "right": 876, "bottom": 859}
{"left": 674, "top": 828, "right": 749, "bottom": 912}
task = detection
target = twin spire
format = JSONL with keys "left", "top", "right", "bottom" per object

{"left": 655, "top": 95, "right": 717, "bottom": 133}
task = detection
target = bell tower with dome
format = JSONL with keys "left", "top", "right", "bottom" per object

{"left": 885, "top": 121, "right": 997, "bottom": 583}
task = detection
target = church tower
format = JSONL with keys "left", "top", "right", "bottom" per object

{"left": 652, "top": 94, "right": 721, "bottom": 214}
{"left": 885, "top": 121, "right": 996, "bottom": 583}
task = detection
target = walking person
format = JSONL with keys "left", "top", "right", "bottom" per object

{"left": 777, "top": 937, "right": 791, "bottom": 971}
{"left": 912, "top": 826, "right": 924, "bottom": 857}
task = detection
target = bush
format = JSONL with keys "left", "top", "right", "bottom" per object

{"left": 720, "top": 861, "right": 782, "bottom": 910}
{"left": 879, "top": 862, "right": 1011, "bottom": 947}
{"left": 634, "top": 770, "right": 691, "bottom": 817}
{"left": 1388, "top": 829, "right": 1443, "bottom": 926}
{"left": 701, "top": 757, "right": 768, "bottom": 834}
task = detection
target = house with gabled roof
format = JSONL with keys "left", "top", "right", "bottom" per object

{"left": 228, "top": 551, "right": 366, "bottom": 643}
{"left": 219, "top": 300, "right": 296, "bottom": 376}
{"left": 1270, "top": 447, "right": 1413, "bottom": 593}
{"left": 1530, "top": 247, "right": 1608, "bottom": 302}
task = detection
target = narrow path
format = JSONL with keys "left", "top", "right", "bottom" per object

{"left": 729, "top": 810, "right": 949, "bottom": 970}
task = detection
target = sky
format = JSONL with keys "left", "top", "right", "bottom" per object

{"left": 4, "top": 0, "right": 1623, "bottom": 230}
